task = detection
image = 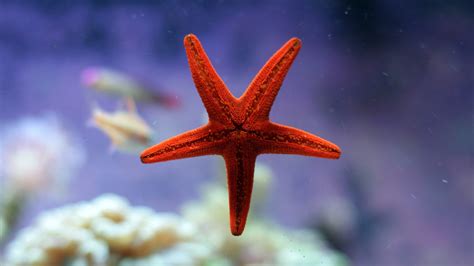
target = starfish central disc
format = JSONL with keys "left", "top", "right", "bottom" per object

{"left": 141, "top": 34, "right": 341, "bottom": 236}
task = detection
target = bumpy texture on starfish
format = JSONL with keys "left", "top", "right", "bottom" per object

{"left": 141, "top": 34, "right": 341, "bottom": 236}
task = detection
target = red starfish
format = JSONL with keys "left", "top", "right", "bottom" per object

{"left": 141, "top": 34, "right": 341, "bottom": 236}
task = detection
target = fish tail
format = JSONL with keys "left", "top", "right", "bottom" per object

{"left": 152, "top": 94, "right": 180, "bottom": 108}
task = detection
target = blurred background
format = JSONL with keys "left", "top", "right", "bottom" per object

{"left": 0, "top": 0, "right": 472, "bottom": 265}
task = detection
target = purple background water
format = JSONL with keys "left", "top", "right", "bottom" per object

{"left": 0, "top": 1, "right": 472, "bottom": 265}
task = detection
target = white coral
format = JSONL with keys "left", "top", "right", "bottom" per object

{"left": 4, "top": 164, "right": 348, "bottom": 266}
{"left": 0, "top": 115, "right": 85, "bottom": 193}
{"left": 4, "top": 194, "right": 202, "bottom": 266}
{"left": 182, "top": 163, "right": 348, "bottom": 266}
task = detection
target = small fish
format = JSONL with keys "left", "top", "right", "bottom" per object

{"left": 81, "top": 67, "right": 179, "bottom": 108}
{"left": 90, "top": 99, "right": 153, "bottom": 154}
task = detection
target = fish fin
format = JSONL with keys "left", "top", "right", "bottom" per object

{"left": 153, "top": 94, "right": 180, "bottom": 109}
{"left": 125, "top": 97, "right": 137, "bottom": 113}
{"left": 86, "top": 101, "right": 102, "bottom": 127}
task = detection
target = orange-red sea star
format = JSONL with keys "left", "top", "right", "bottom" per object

{"left": 141, "top": 34, "right": 341, "bottom": 236}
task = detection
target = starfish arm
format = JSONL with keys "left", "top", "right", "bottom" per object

{"left": 140, "top": 124, "right": 228, "bottom": 163}
{"left": 253, "top": 122, "right": 341, "bottom": 159}
{"left": 223, "top": 144, "right": 257, "bottom": 236}
{"left": 184, "top": 34, "right": 236, "bottom": 125}
{"left": 239, "top": 38, "right": 301, "bottom": 125}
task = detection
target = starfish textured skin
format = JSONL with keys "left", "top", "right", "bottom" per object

{"left": 141, "top": 34, "right": 341, "bottom": 236}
